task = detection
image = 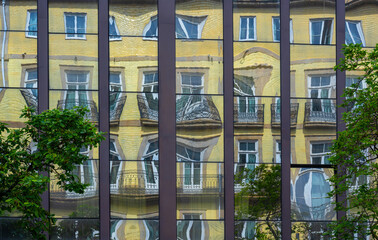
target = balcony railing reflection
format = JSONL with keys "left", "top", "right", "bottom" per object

{"left": 109, "top": 94, "right": 126, "bottom": 124}
{"left": 271, "top": 103, "right": 299, "bottom": 127}
{"left": 234, "top": 104, "right": 264, "bottom": 127}
{"left": 177, "top": 174, "right": 223, "bottom": 194}
{"left": 137, "top": 94, "right": 222, "bottom": 127}
{"left": 137, "top": 94, "right": 158, "bottom": 125}
{"left": 57, "top": 100, "right": 99, "bottom": 122}
{"left": 20, "top": 89, "right": 38, "bottom": 112}
{"left": 304, "top": 101, "right": 336, "bottom": 127}
{"left": 50, "top": 177, "right": 98, "bottom": 199}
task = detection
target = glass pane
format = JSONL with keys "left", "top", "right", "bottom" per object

{"left": 291, "top": 98, "right": 336, "bottom": 133}
{"left": 50, "top": 160, "right": 99, "bottom": 218}
{"left": 0, "top": 1, "right": 37, "bottom": 31}
{"left": 235, "top": 221, "right": 281, "bottom": 240}
{"left": 110, "top": 37, "right": 158, "bottom": 92}
{"left": 110, "top": 0, "right": 158, "bottom": 37}
{"left": 0, "top": 89, "right": 38, "bottom": 122}
{"left": 291, "top": 221, "right": 333, "bottom": 240}
{"left": 49, "top": 0, "right": 98, "bottom": 34}
{"left": 235, "top": 164, "right": 281, "bottom": 220}
{"left": 234, "top": 42, "right": 280, "bottom": 96}
{"left": 0, "top": 32, "right": 37, "bottom": 88}
{"left": 291, "top": 0, "right": 335, "bottom": 44}
{"left": 111, "top": 220, "right": 159, "bottom": 240}
{"left": 0, "top": 218, "right": 33, "bottom": 239}
{"left": 108, "top": 93, "right": 158, "bottom": 160}
{"left": 49, "top": 34, "right": 98, "bottom": 90}
{"left": 176, "top": 95, "right": 223, "bottom": 162}
{"left": 176, "top": 0, "right": 223, "bottom": 40}
{"left": 290, "top": 46, "right": 336, "bottom": 98}
{"left": 50, "top": 219, "right": 99, "bottom": 240}
{"left": 177, "top": 162, "right": 224, "bottom": 220}
{"left": 291, "top": 168, "right": 335, "bottom": 221}
{"left": 346, "top": 0, "right": 377, "bottom": 48}
{"left": 110, "top": 161, "right": 159, "bottom": 218}
{"left": 177, "top": 220, "right": 224, "bottom": 240}
{"left": 176, "top": 40, "right": 223, "bottom": 95}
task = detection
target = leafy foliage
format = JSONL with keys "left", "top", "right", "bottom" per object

{"left": 235, "top": 164, "right": 281, "bottom": 240}
{"left": 326, "top": 44, "right": 378, "bottom": 239}
{"left": 0, "top": 107, "right": 104, "bottom": 239}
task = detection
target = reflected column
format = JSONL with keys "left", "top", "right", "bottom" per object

{"left": 175, "top": 0, "right": 225, "bottom": 238}
{"left": 48, "top": 0, "right": 100, "bottom": 238}
{"left": 233, "top": 0, "right": 282, "bottom": 238}
{"left": 290, "top": 0, "right": 337, "bottom": 237}
{"left": 0, "top": 0, "right": 38, "bottom": 237}
{"left": 109, "top": 0, "right": 160, "bottom": 239}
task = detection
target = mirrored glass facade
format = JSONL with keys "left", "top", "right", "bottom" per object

{"left": 0, "top": 0, "right": 376, "bottom": 238}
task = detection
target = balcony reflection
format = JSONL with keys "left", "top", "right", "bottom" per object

{"left": 271, "top": 103, "right": 298, "bottom": 127}
{"left": 304, "top": 101, "right": 336, "bottom": 127}
{"left": 234, "top": 103, "right": 264, "bottom": 127}
{"left": 110, "top": 169, "right": 159, "bottom": 195}
{"left": 138, "top": 94, "right": 222, "bottom": 127}
{"left": 20, "top": 89, "right": 38, "bottom": 112}
{"left": 57, "top": 99, "right": 99, "bottom": 122}
{"left": 109, "top": 93, "right": 126, "bottom": 124}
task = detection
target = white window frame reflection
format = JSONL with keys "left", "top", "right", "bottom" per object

{"left": 142, "top": 141, "right": 159, "bottom": 190}
{"left": 24, "top": 69, "right": 38, "bottom": 99}
{"left": 67, "top": 147, "right": 96, "bottom": 198}
{"left": 109, "top": 16, "right": 121, "bottom": 41}
{"left": 308, "top": 75, "right": 335, "bottom": 114}
{"left": 309, "top": 19, "right": 333, "bottom": 45}
{"left": 175, "top": 15, "right": 207, "bottom": 39}
{"left": 142, "top": 15, "right": 207, "bottom": 40}
{"left": 110, "top": 140, "right": 122, "bottom": 192}
{"left": 177, "top": 145, "right": 204, "bottom": 190}
{"left": 239, "top": 16, "right": 256, "bottom": 41}
{"left": 235, "top": 141, "right": 258, "bottom": 193}
{"left": 64, "top": 13, "right": 87, "bottom": 39}
{"left": 275, "top": 141, "right": 281, "bottom": 164}
{"left": 272, "top": 17, "right": 293, "bottom": 43}
{"left": 235, "top": 141, "right": 258, "bottom": 176}
{"left": 64, "top": 71, "right": 90, "bottom": 112}
{"left": 234, "top": 75, "right": 257, "bottom": 116}
{"left": 109, "top": 72, "right": 122, "bottom": 112}
{"left": 310, "top": 142, "right": 332, "bottom": 165}
{"left": 345, "top": 21, "right": 365, "bottom": 46}
{"left": 25, "top": 10, "right": 37, "bottom": 38}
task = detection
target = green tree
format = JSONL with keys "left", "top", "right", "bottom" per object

{"left": 0, "top": 107, "right": 104, "bottom": 239}
{"left": 326, "top": 43, "right": 378, "bottom": 239}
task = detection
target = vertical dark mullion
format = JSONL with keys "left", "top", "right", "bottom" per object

{"left": 37, "top": 0, "right": 49, "bottom": 237}
{"left": 280, "top": 0, "right": 291, "bottom": 238}
{"left": 98, "top": 0, "right": 110, "bottom": 238}
{"left": 336, "top": 0, "right": 346, "bottom": 223}
{"left": 158, "top": 0, "right": 176, "bottom": 238}
{"left": 223, "top": 0, "right": 234, "bottom": 238}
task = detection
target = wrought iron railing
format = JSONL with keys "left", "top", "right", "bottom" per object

{"left": 304, "top": 101, "right": 336, "bottom": 125}
{"left": 137, "top": 94, "right": 158, "bottom": 122}
{"left": 177, "top": 174, "right": 223, "bottom": 193}
{"left": 176, "top": 95, "right": 221, "bottom": 123}
{"left": 50, "top": 170, "right": 223, "bottom": 198}
{"left": 57, "top": 100, "right": 99, "bottom": 122}
{"left": 20, "top": 89, "right": 38, "bottom": 112}
{"left": 137, "top": 94, "right": 222, "bottom": 125}
{"left": 109, "top": 94, "right": 126, "bottom": 122}
{"left": 234, "top": 104, "right": 264, "bottom": 125}
{"left": 271, "top": 103, "right": 299, "bottom": 125}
